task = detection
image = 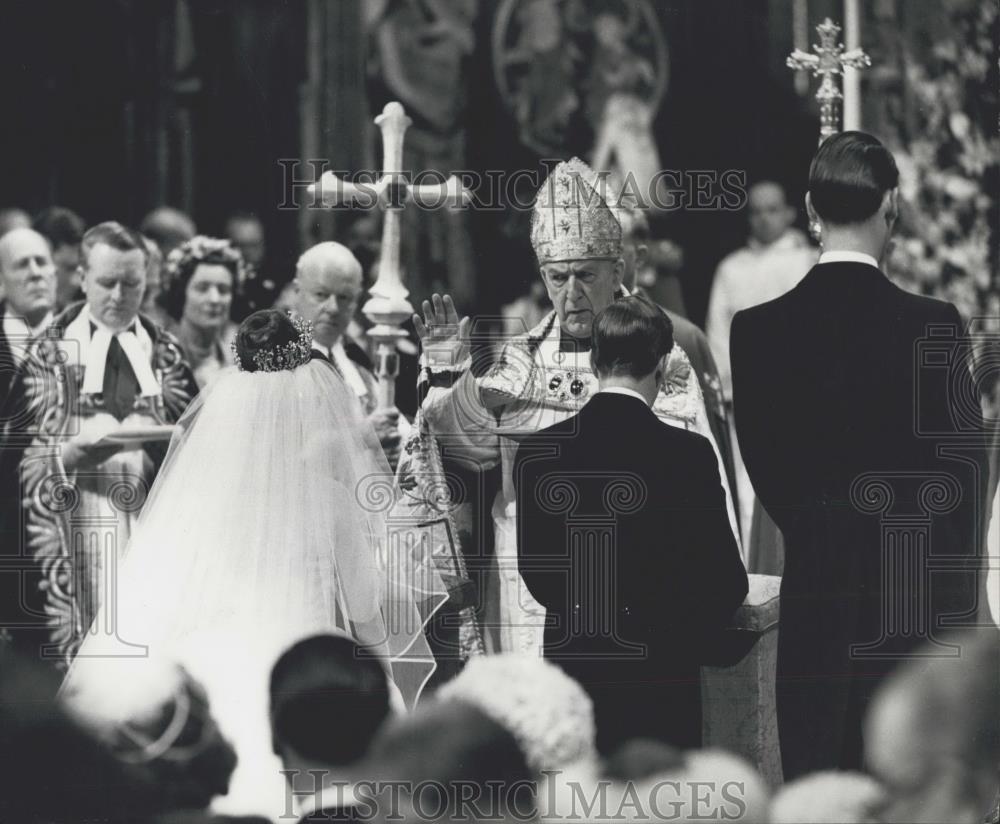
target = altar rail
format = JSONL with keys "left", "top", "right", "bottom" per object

{"left": 702, "top": 573, "right": 782, "bottom": 786}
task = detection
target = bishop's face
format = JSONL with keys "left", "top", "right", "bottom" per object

{"left": 540, "top": 258, "right": 623, "bottom": 340}
{"left": 83, "top": 243, "right": 147, "bottom": 332}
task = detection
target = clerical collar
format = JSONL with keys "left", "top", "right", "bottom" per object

{"left": 69, "top": 306, "right": 161, "bottom": 398}
{"left": 88, "top": 313, "right": 140, "bottom": 338}
{"left": 817, "top": 250, "right": 880, "bottom": 270}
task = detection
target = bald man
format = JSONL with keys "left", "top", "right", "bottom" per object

{"left": 0, "top": 229, "right": 56, "bottom": 380}
{"left": 293, "top": 242, "right": 407, "bottom": 466}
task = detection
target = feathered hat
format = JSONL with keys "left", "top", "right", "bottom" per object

{"left": 530, "top": 157, "right": 623, "bottom": 265}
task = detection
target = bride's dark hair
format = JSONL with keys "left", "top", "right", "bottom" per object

{"left": 234, "top": 309, "right": 301, "bottom": 373}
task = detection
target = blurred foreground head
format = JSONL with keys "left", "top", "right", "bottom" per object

{"left": 540, "top": 741, "right": 769, "bottom": 824}
{"left": 364, "top": 699, "right": 535, "bottom": 822}
{"left": 0, "top": 647, "right": 158, "bottom": 823}
{"left": 63, "top": 657, "right": 237, "bottom": 813}
{"left": 864, "top": 627, "right": 1000, "bottom": 823}
{"left": 437, "top": 653, "right": 597, "bottom": 774}
{"left": 269, "top": 632, "right": 391, "bottom": 769}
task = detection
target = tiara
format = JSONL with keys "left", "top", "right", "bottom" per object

{"left": 231, "top": 315, "right": 314, "bottom": 373}
{"left": 164, "top": 235, "right": 248, "bottom": 289}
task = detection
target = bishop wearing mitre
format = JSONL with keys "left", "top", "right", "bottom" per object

{"left": 409, "top": 158, "right": 740, "bottom": 655}
{"left": 9, "top": 222, "right": 197, "bottom": 663}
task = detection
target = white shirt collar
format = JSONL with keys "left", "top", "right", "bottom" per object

{"left": 597, "top": 386, "right": 650, "bottom": 405}
{"left": 3, "top": 309, "right": 53, "bottom": 365}
{"left": 818, "top": 250, "right": 880, "bottom": 269}
{"left": 88, "top": 311, "right": 139, "bottom": 337}
{"left": 3, "top": 309, "right": 52, "bottom": 339}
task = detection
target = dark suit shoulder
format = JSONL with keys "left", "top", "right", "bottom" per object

{"left": 659, "top": 420, "right": 716, "bottom": 450}
{"left": 731, "top": 282, "right": 796, "bottom": 330}
{"left": 522, "top": 412, "right": 582, "bottom": 443}
{"left": 650, "top": 422, "right": 720, "bottom": 472}
{"left": 889, "top": 283, "right": 962, "bottom": 323}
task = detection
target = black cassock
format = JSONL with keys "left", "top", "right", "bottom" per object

{"left": 731, "top": 260, "right": 987, "bottom": 778}
{"left": 513, "top": 392, "right": 747, "bottom": 754}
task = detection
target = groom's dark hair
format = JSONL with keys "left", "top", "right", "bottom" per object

{"left": 269, "top": 634, "right": 391, "bottom": 765}
{"left": 809, "top": 131, "right": 899, "bottom": 225}
{"left": 591, "top": 295, "right": 673, "bottom": 380}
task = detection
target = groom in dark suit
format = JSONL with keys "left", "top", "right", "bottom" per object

{"left": 514, "top": 296, "right": 748, "bottom": 753}
{"left": 731, "top": 132, "right": 987, "bottom": 779}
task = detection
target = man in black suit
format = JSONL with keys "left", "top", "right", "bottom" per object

{"left": 731, "top": 132, "right": 987, "bottom": 779}
{"left": 514, "top": 296, "right": 748, "bottom": 753}
{"left": 270, "top": 634, "right": 392, "bottom": 824}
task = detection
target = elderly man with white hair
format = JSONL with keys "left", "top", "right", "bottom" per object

{"left": 0, "top": 227, "right": 57, "bottom": 652}
{"left": 292, "top": 241, "right": 408, "bottom": 467}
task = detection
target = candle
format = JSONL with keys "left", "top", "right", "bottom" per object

{"left": 843, "top": 0, "right": 862, "bottom": 131}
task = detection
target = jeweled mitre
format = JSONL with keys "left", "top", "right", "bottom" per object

{"left": 530, "top": 157, "right": 622, "bottom": 265}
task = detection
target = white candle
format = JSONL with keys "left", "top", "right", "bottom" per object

{"left": 844, "top": 0, "right": 862, "bottom": 131}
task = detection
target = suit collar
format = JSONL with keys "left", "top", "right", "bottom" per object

{"left": 584, "top": 389, "right": 659, "bottom": 421}
{"left": 596, "top": 386, "right": 650, "bottom": 405}
{"left": 800, "top": 258, "right": 892, "bottom": 293}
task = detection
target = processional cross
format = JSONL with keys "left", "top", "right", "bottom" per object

{"left": 308, "top": 102, "right": 471, "bottom": 411}
{"left": 787, "top": 17, "right": 871, "bottom": 143}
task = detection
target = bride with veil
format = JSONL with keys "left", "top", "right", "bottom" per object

{"left": 62, "top": 310, "right": 447, "bottom": 815}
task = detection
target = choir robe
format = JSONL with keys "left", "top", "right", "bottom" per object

{"left": 417, "top": 309, "right": 742, "bottom": 655}
{"left": 9, "top": 302, "right": 197, "bottom": 663}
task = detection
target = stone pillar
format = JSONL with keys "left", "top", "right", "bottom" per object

{"left": 701, "top": 573, "right": 782, "bottom": 787}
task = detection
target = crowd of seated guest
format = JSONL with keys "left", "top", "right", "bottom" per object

{"left": 0, "top": 625, "right": 996, "bottom": 823}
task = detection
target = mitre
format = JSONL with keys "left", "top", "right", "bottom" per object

{"left": 530, "top": 157, "right": 623, "bottom": 265}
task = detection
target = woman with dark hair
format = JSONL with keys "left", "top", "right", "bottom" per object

{"left": 64, "top": 310, "right": 448, "bottom": 816}
{"left": 63, "top": 658, "right": 244, "bottom": 817}
{"left": 161, "top": 236, "right": 243, "bottom": 387}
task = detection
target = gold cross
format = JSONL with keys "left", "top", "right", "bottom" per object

{"left": 787, "top": 18, "right": 871, "bottom": 143}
